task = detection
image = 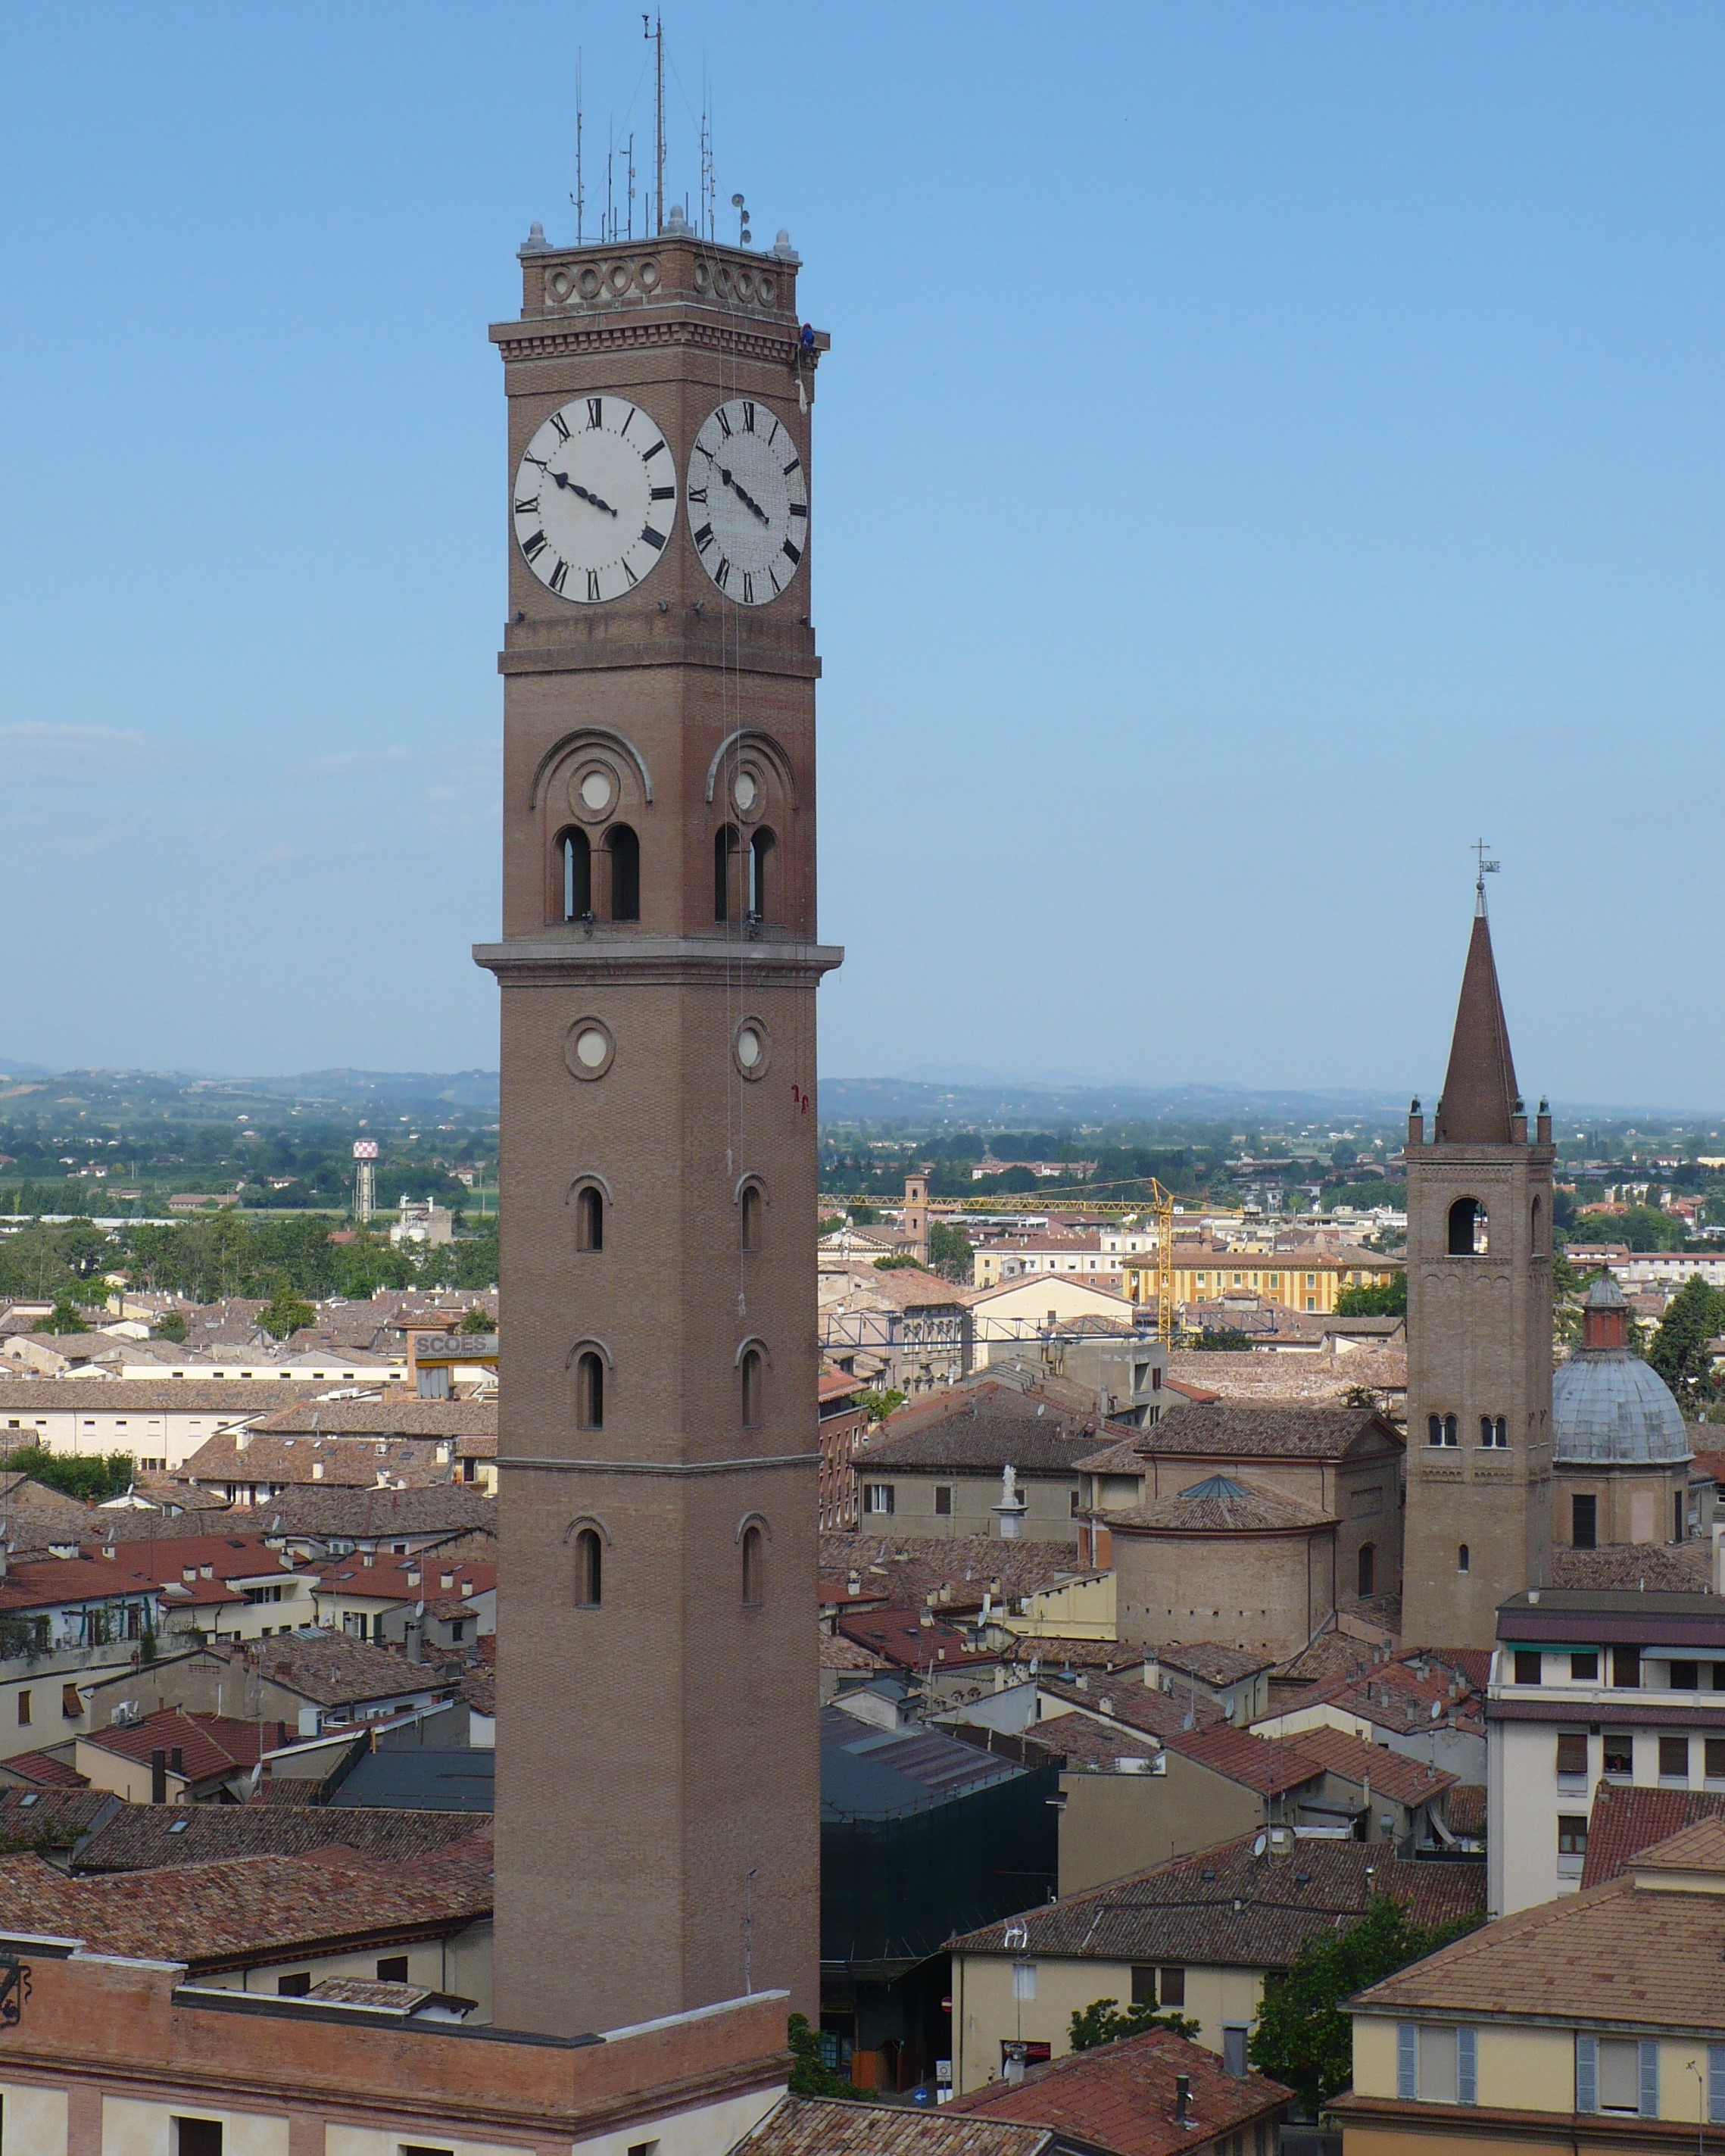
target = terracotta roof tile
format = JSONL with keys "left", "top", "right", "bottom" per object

{"left": 947, "top": 2027, "right": 1293, "bottom": 2156}
{"left": 1106, "top": 1474, "right": 1335, "bottom": 1536}
{"left": 1265, "top": 1724, "right": 1455, "bottom": 1807}
{"left": 738, "top": 2095, "right": 1050, "bottom": 2156}
{"left": 75, "top": 1802, "right": 486, "bottom": 1872}
{"left": 1580, "top": 1781, "right": 1725, "bottom": 1889}
{"left": 953, "top": 1835, "right": 1486, "bottom": 1968}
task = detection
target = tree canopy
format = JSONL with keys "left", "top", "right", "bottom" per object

{"left": 1248, "top": 1895, "right": 1480, "bottom": 2111}
{"left": 1334, "top": 1275, "right": 1407, "bottom": 1317}
{"left": 1069, "top": 1999, "right": 1199, "bottom": 2052}
{"left": 1649, "top": 1274, "right": 1725, "bottom": 1407}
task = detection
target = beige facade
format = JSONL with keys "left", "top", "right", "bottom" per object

{"left": 1112, "top": 1511, "right": 1337, "bottom": 1658}
{"left": 953, "top": 1949, "right": 1262, "bottom": 2093}
{"left": 859, "top": 1465, "right": 1083, "bottom": 1544}
{"left": 1049, "top": 1746, "right": 1277, "bottom": 1895}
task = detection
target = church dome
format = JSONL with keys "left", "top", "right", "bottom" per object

{"left": 1552, "top": 1275, "right": 1691, "bottom": 1466}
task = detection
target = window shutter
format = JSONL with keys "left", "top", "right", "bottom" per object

{"left": 1457, "top": 2027, "right": 1477, "bottom": 2105}
{"left": 1639, "top": 2039, "right": 1659, "bottom": 2118}
{"left": 1576, "top": 2034, "right": 1597, "bottom": 2114}
{"left": 1708, "top": 2045, "right": 1725, "bottom": 2124}
{"left": 1398, "top": 2025, "right": 1418, "bottom": 2101}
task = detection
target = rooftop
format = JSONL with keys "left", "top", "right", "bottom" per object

{"left": 952, "top": 1834, "right": 1485, "bottom": 1968}
{"left": 739, "top": 2096, "right": 1051, "bottom": 2156}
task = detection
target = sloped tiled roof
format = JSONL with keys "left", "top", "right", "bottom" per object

{"left": 819, "top": 1533, "right": 1090, "bottom": 1613}
{"left": 1268, "top": 1724, "right": 1455, "bottom": 1807}
{"left": 1168, "top": 1724, "right": 1326, "bottom": 1797}
{"left": 1106, "top": 1474, "right": 1334, "bottom": 1536}
{"left": 0, "top": 1835, "right": 491, "bottom": 1970}
{"left": 1122, "top": 1399, "right": 1401, "bottom": 1462}
{"left": 241, "top": 1485, "right": 494, "bottom": 1540}
{"left": 82, "top": 1708, "right": 268, "bottom": 1785}
{"left": 1035, "top": 1683, "right": 1224, "bottom": 1743}
{"left": 251, "top": 1399, "right": 497, "bottom": 1439}
{"left": 953, "top": 1836, "right": 1485, "bottom": 1969}
{"left": 1151, "top": 1642, "right": 1276, "bottom": 1686}
{"left": 240, "top": 1631, "right": 452, "bottom": 1708}
{"left": 738, "top": 2096, "right": 1050, "bottom": 2156}
{"left": 1580, "top": 1781, "right": 1725, "bottom": 1890}
{"left": 947, "top": 2026, "right": 1292, "bottom": 2156}
{"left": 74, "top": 1801, "right": 488, "bottom": 1873}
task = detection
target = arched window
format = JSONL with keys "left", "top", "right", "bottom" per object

{"left": 749, "top": 828, "right": 775, "bottom": 920}
{"left": 574, "top": 1527, "right": 602, "bottom": 1608}
{"left": 1358, "top": 1543, "right": 1376, "bottom": 1598}
{"left": 1448, "top": 1197, "right": 1487, "bottom": 1256}
{"left": 1531, "top": 1194, "right": 1543, "bottom": 1252}
{"left": 605, "top": 825, "right": 640, "bottom": 922}
{"left": 741, "top": 1347, "right": 763, "bottom": 1430}
{"left": 714, "top": 825, "right": 743, "bottom": 922}
{"left": 1428, "top": 1414, "right": 1458, "bottom": 1448}
{"left": 1444, "top": 1414, "right": 1458, "bottom": 1446}
{"left": 741, "top": 1523, "right": 764, "bottom": 1606}
{"left": 576, "top": 1185, "right": 604, "bottom": 1253}
{"left": 561, "top": 828, "right": 592, "bottom": 922}
{"left": 576, "top": 1350, "right": 605, "bottom": 1431}
{"left": 1458, "top": 1544, "right": 1471, "bottom": 1574}
{"left": 1480, "top": 1414, "right": 1507, "bottom": 1449}
{"left": 741, "top": 1183, "right": 763, "bottom": 1253}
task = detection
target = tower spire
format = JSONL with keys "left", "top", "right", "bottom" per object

{"left": 1434, "top": 891, "right": 1521, "bottom": 1145}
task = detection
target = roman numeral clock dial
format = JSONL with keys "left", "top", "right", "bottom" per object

{"left": 513, "top": 394, "right": 677, "bottom": 603}
{"left": 688, "top": 398, "right": 809, "bottom": 604}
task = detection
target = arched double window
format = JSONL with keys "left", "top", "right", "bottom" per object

{"left": 1479, "top": 1415, "right": 1508, "bottom": 1449}
{"left": 557, "top": 825, "right": 639, "bottom": 922}
{"left": 1427, "top": 1413, "right": 1459, "bottom": 1447}
{"left": 574, "top": 1527, "right": 603, "bottom": 1608}
{"left": 741, "top": 1523, "right": 765, "bottom": 1607}
{"left": 576, "top": 1351, "right": 605, "bottom": 1431}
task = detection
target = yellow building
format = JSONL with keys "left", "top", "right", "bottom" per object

{"left": 1338, "top": 1815, "right": 1725, "bottom": 2156}
{"left": 1121, "top": 1242, "right": 1402, "bottom": 1319}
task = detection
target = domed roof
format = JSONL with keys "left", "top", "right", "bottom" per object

{"left": 1553, "top": 1320, "right": 1691, "bottom": 1468}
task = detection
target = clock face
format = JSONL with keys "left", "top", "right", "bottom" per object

{"left": 513, "top": 394, "right": 677, "bottom": 603}
{"left": 687, "top": 398, "right": 809, "bottom": 605}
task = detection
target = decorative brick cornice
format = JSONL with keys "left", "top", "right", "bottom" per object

{"left": 473, "top": 934, "right": 842, "bottom": 989}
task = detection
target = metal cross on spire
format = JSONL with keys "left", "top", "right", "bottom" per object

{"left": 1472, "top": 838, "right": 1501, "bottom": 916}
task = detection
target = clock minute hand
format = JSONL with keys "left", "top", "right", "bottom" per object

{"left": 717, "top": 465, "right": 770, "bottom": 525}
{"left": 551, "top": 470, "right": 618, "bottom": 517}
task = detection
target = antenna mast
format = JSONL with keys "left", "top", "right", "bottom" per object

{"left": 644, "top": 13, "right": 665, "bottom": 236}
{"left": 572, "top": 51, "right": 585, "bottom": 244}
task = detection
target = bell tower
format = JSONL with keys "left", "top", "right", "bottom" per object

{"left": 1402, "top": 880, "right": 1553, "bottom": 1649}
{"left": 476, "top": 214, "right": 838, "bottom": 2037}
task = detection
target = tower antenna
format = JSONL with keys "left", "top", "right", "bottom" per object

{"left": 625, "top": 129, "right": 636, "bottom": 241}
{"left": 1471, "top": 838, "right": 1501, "bottom": 916}
{"left": 644, "top": 13, "right": 665, "bottom": 236}
{"left": 572, "top": 51, "right": 585, "bottom": 244}
{"left": 606, "top": 119, "right": 615, "bottom": 243}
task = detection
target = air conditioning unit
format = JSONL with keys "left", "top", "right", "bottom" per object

{"left": 111, "top": 1701, "right": 142, "bottom": 1728}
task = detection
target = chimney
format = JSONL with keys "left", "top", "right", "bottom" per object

{"left": 1406, "top": 1097, "right": 1424, "bottom": 1150}
{"left": 170, "top": 1746, "right": 183, "bottom": 1777}
{"left": 150, "top": 1748, "right": 167, "bottom": 1804}
{"left": 1175, "top": 2075, "right": 1191, "bottom": 2123}
{"left": 1536, "top": 1097, "right": 1552, "bottom": 1145}
{"left": 235, "top": 1429, "right": 251, "bottom": 1452}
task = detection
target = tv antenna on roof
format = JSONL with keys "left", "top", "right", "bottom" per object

{"left": 570, "top": 51, "right": 585, "bottom": 243}
{"left": 643, "top": 12, "right": 664, "bottom": 236}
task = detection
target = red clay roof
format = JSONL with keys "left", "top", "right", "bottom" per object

{"left": 81, "top": 1708, "right": 271, "bottom": 1786}
{"left": 1581, "top": 1781, "right": 1725, "bottom": 1890}
{"left": 1169, "top": 1724, "right": 1327, "bottom": 1796}
{"left": 836, "top": 1608, "right": 998, "bottom": 1672}
{"left": 947, "top": 2027, "right": 1292, "bottom": 2156}
{"left": 1267, "top": 1724, "right": 1455, "bottom": 1806}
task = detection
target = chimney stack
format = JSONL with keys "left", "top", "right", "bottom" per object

{"left": 1175, "top": 2075, "right": 1191, "bottom": 2123}
{"left": 150, "top": 1748, "right": 167, "bottom": 1804}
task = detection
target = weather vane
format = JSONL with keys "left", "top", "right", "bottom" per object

{"left": 1472, "top": 838, "right": 1501, "bottom": 913}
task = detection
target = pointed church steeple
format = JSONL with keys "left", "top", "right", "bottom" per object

{"left": 1433, "top": 888, "right": 1521, "bottom": 1145}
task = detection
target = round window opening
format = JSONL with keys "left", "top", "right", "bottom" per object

{"left": 732, "top": 1018, "right": 770, "bottom": 1080}
{"left": 732, "top": 769, "right": 759, "bottom": 814}
{"left": 578, "top": 768, "right": 615, "bottom": 814}
{"left": 563, "top": 1018, "right": 616, "bottom": 1082}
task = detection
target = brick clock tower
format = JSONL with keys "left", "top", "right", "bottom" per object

{"left": 1402, "top": 881, "right": 1554, "bottom": 1651}
{"left": 476, "top": 212, "right": 838, "bottom": 2037}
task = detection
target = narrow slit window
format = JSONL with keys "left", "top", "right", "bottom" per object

{"left": 576, "top": 1185, "right": 604, "bottom": 1253}
{"left": 605, "top": 824, "right": 640, "bottom": 922}
{"left": 741, "top": 1183, "right": 763, "bottom": 1253}
{"left": 741, "top": 1523, "right": 764, "bottom": 1606}
{"left": 714, "top": 825, "right": 742, "bottom": 922}
{"left": 741, "top": 1347, "right": 763, "bottom": 1430}
{"left": 562, "top": 828, "right": 592, "bottom": 922}
{"left": 574, "top": 1527, "right": 603, "bottom": 1608}
{"left": 576, "top": 1351, "right": 605, "bottom": 1431}
{"left": 749, "top": 827, "right": 775, "bottom": 920}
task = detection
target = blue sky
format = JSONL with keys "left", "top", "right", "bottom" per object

{"left": 1, "top": 5, "right": 1721, "bottom": 1103}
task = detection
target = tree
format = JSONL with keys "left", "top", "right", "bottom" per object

{"left": 154, "top": 1310, "right": 187, "bottom": 1343}
{"left": 256, "top": 1292, "right": 316, "bottom": 1341}
{"left": 928, "top": 1219, "right": 974, "bottom": 1281}
{"left": 1069, "top": 2000, "right": 1199, "bottom": 2052}
{"left": 1649, "top": 1274, "right": 1725, "bottom": 1407}
{"left": 1249, "top": 1895, "right": 1480, "bottom": 2111}
{"left": 856, "top": 1388, "right": 905, "bottom": 1423}
{"left": 0, "top": 1445, "right": 134, "bottom": 1503}
{"left": 787, "top": 2011, "right": 866, "bottom": 2098}
{"left": 460, "top": 1304, "right": 494, "bottom": 1334}
{"left": 1334, "top": 1275, "right": 1408, "bottom": 1318}
{"left": 39, "top": 1296, "right": 89, "bottom": 1335}
{"left": 873, "top": 1254, "right": 920, "bottom": 1271}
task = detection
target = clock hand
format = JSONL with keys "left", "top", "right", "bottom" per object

{"left": 551, "top": 470, "right": 618, "bottom": 517}
{"left": 716, "top": 465, "right": 770, "bottom": 525}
